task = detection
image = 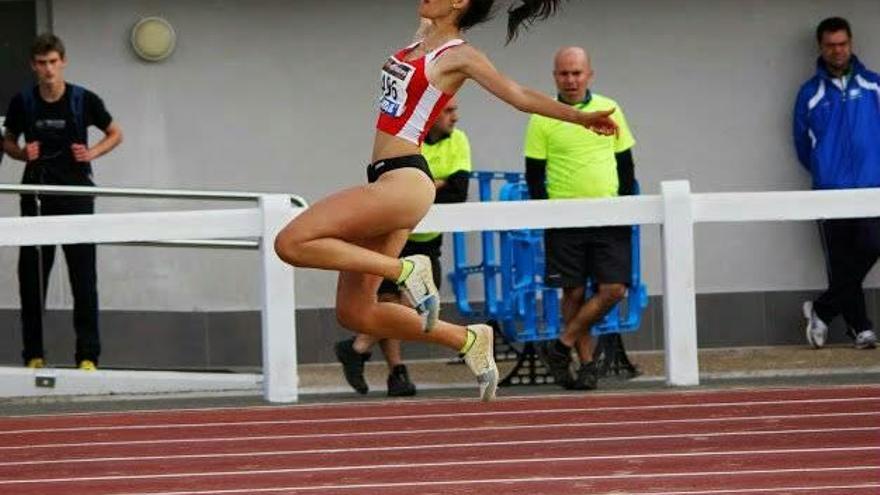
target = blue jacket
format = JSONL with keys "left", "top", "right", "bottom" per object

{"left": 793, "top": 56, "right": 880, "bottom": 189}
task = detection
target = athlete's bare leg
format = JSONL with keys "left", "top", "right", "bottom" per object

{"left": 275, "top": 166, "right": 497, "bottom": 399}
{"left": 274, "top": 168, "right": 460, "bottom": 348}
{"left": 335, "top": 229, "right": 465, "bottom": 350}
{"left": 354, "top": 291, "right": 406, "bottom": 370}
{"left": 274, "top": 168, "right": 434, "bottom": 281}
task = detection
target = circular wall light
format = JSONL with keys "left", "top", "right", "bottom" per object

{"left": 131, "top": 16, "right": 176, "bottom": 62}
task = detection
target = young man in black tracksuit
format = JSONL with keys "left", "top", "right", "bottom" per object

{"left": 2, "top": 34, "right": 123, "bottom": 370}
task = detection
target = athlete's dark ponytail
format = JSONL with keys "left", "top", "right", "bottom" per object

{"left": 458, "top": 0, "right": 564, "bottom": 44}
{"left": 506, "top": 0, "right": 563, "bottom": 43}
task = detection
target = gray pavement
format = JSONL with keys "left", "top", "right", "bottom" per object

{"left": 0, "top": 344, "right": 876, "bottom": 417}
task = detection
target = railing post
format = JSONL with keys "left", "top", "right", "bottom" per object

{"left": 259, "top": 195, "right": 298, "bottom": 402}
{"left": 660, "top": 181, "right": 700, "bottom": 386}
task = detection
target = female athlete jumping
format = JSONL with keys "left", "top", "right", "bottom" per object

{"left": 275, "top": 0, "right": 616, "bottom": 401}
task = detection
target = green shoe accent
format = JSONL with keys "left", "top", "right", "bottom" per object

{"left": 459, "top": 329, "right": 477, "bottom": 354}
{"left": 396, "top": 259, "right": 415, "bottom": 284}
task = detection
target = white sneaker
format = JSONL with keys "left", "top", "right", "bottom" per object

{"left": 462, "top": 324, "right": 499, "bottom": 402}
{"left": 398, "top": 255, "right": 439, "bottom": 331}
{"left": 803, "top": 301, "right": 828, "bottom": 349}
{"left": 854, "top": 330, "right": 877, "bottom": 350}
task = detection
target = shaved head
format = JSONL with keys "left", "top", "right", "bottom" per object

{"left": 553, "top": 46, "right": 593, "bottom": 104}
{"left": 554, "top": 46, "right": 590, "bottom": 69}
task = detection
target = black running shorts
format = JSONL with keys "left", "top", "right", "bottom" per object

{"left": 367, "top": 154, "right": 433, "bottom": 183}
{"left": 543, "top": 226, "right": 632, "bottom": 288}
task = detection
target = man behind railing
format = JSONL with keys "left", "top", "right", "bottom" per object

{"left": 2, "top": 34, "right": 123, "bottom": 370}
{"left": 525, "top": 46, "right": 638, "bottom": 390}
{"left": 793, "top": 17, "right": 879, "bottom": 351}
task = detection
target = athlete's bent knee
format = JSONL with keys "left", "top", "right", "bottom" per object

{"left": 274, "top": 230, "right": 305, "bottom": 267}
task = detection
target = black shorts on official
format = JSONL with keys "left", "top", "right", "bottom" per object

{"left": 378, "top": 237, "right": 443, "bottom": 296}
{"left": 544, "top": 226, "right": 632, "bottom": 288}
{"left": 367, "top": 154, "right": 433, "bottom": 183}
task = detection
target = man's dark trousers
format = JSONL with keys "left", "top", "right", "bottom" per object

{"left": 814, "top": 217, "right": 880, "bottom": 334}
{"left": 19, "top": 193, "right": 99, "bottom": 364}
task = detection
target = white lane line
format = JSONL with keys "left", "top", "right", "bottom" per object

{"left": 119, "top": 482, "right": 880, "bottom": 495}
{"left": 1, "top": 418, "right": 877, "bottom": 454}
{"left": 21, "top": 466, "right": 879, "bottom": 493}
{"left": 0, "top": 395, "right": 475, "bottom": 420}
{"left": 0, "top": 436, "right": 876, "bottom": 471}
{"left": 108, "top": 483, "right": 880, "bottom": 495}
{"left": 627, "top": 485, "right": 880, "bottom": 495}
{"left": 6, "top": 382, "right": 877, "bottom": 420}
{"left": 2, "top": 396, "right": 878, "bottom": 435}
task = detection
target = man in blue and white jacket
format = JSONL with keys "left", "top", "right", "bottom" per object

{"left": 793, "top": 17, "right": 879, "bottom": 351}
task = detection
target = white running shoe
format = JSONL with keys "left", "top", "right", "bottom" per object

{"left": 462, "top": 324, "right": 499, "bottom": 402}
{"left": 802, "top": 301, "right": 828, "bottom": 349}
{"left": 854, "top": 330, "right": 877, "bottom": 350}
{"left": 398, "top": 255, "right": 439, "bottom": 332}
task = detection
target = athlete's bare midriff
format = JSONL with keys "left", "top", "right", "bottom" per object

{"left": 371, "top": 130, "right": 423, "bottom": 163}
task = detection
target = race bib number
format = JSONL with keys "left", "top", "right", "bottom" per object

{"left": 379, "top": 57, "right": 415, "bottom": 117}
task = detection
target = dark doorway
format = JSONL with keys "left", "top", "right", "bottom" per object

{"left": 0, "top": 1, "right": 37, "bottom": 118}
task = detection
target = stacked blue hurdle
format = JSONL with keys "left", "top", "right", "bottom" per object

{"left": 448, "top": 171, "right": 648, "bottom": 386}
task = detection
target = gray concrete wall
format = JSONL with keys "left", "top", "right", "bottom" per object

{"left": 0, "top": 289, "right": 871, "bottom": 367}
{"left": 1, "top": 1, "right": 879, "bottom": 319}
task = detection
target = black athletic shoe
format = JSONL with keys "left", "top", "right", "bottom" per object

{"left": 334, "top": 339, "right": 371, "bottom": 395}
{"left": 571, "top": 361, "right": 598, "bottom": 391}
{"left": 537, "top": 339, "right": 574, "bottom": 389}
{"left": 387, "top": 364, "right": 417, "bottom": 397}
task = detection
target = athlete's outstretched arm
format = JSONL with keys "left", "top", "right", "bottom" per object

{"left": 447, "top": 45, "right": 616, "bottom": 135}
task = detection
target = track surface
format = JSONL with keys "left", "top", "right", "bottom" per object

{"left": 1, "top": 385, "right": 878, "bottom": 494}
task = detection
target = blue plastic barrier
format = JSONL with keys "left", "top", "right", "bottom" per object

{"left": 449, "top": 171, "right": 648, "bottom": 343}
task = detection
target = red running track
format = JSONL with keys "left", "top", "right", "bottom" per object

{"left": 0, "top": 385, "right": 878, "bottom": 494}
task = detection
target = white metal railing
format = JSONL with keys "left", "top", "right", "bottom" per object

{"left": 0, "top": 184, "right": 307, "bottom": 250}
{"left": 0, "top": 184, "right": 305, "bottom": 402}
{"left": 2, "top": 181, "right": 878, "bottom": 401}
{"left": 419, "top": 181, "right": 880, "bottom": 388}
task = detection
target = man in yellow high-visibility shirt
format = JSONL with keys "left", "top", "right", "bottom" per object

{"left": 525, "top": 47, "right": 637, "bottom": 390}
{"left": 334, "top": 98, "right": 472, "bottom": 396}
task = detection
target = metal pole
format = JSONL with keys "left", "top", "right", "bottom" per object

{"left": 34, "top": 167, "right": 47, "bottom": 356}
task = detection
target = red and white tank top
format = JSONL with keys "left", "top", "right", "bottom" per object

{"left": 376, "top": 39, "right": 465, "bottom": 145}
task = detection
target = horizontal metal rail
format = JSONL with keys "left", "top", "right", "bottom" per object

{"left": 0, "top": 183, "right": 308, "bottom": 206}
{"left": 0, "top": 183, "right": 305, "bottom": 249}
{"left": 109, "top": 239, "right": 259, "bottom": 250}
